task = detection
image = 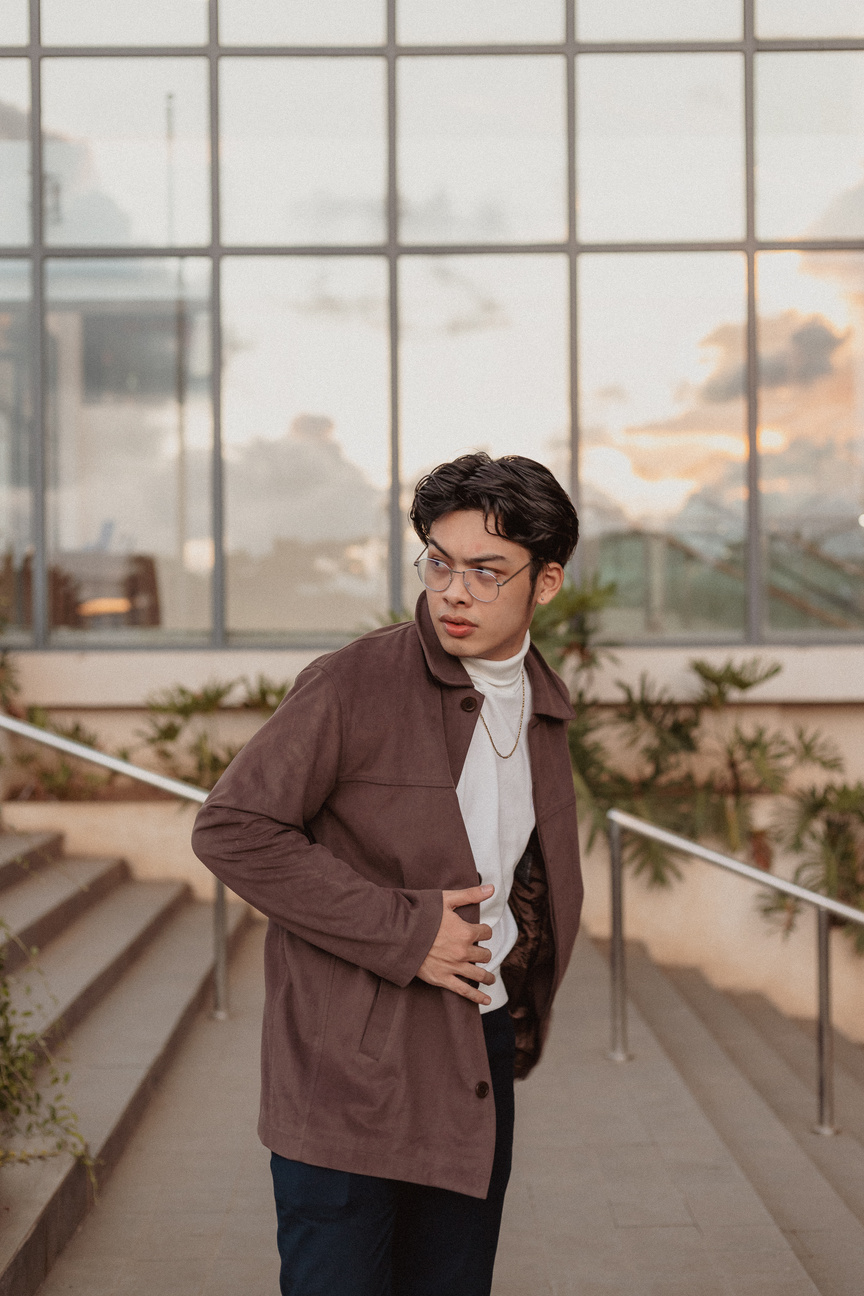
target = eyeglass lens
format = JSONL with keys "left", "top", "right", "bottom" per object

{"left": 416, "top": 557, "right": 500, "bottom": 601}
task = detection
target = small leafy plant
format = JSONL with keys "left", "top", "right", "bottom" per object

{"left": 532, "top": 582, "right": 854, "bottom": 933}
{"left": 762, "top": 783, "right": 864, "bottom": 952}
{"left": 139, "top": 675, "right": 291, "bottom": 791}
{"left": 0, "top": 929, "right": 86, "bottom": 1167}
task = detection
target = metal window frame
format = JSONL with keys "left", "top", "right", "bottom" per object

{"left": 2, "top": 0, "right": 864, "bottom": 649}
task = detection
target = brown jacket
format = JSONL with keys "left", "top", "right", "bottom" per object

{"left": 191, "top": 596, "right": 583, "bottom": 1198}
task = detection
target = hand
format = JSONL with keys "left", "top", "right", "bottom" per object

{"left": 416, "top": 885, "right": 495, "bottom": 1006}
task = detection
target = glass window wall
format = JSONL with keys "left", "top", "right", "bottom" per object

{"left": 221, "top": 257, "right": 389, "bottom": 641}
{"left": 45, "top": 259, "right": 212, "bottom": 643}
{"left": 218, "top": 0, "right": 385, "bottom": 48}
{"left": 0, "top": 261, "right": 30, "bottom": 643}
{"left": 0, "top": 60, "right": 29, "bottom": 247}
{"left": 0, "top": 1, "right": 28, "bottom": 46}
{"left": 41, "top": 59, "right": 210, "bottom": 248}
{"left": 3, "top": 2, "right": 864, "bottom": 650}
{"left": 579, "top": 253, "right": 748, "bottom": 640}
{"left": 398, "top": 56, "right": 567, "bottom": 245}
{"left": 220, "top": 58, "right": 387, "bottom": 247}
{"left": 577, "top": 54, "right": 744, "bottom": 244}
{"left": 577, "top": 0, "right": 741, "bottom": 41}
{"left": 757, "top": 252, "right": 864, "bottom": 637}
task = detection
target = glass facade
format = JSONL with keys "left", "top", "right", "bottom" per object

{"left": 1, "top": 2, "right": 863, "bottom": 647}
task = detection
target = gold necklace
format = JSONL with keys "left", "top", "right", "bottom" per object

{"left": 479, "top": 669, "right": 525, "bottom": 760}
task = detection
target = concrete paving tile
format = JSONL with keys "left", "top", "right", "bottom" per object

{"left": 35, "top": 929, "right": 822, "bottom": 1296}
{"left": 130, "top": 1209, "right": 227, "bottom": 1263}
{"left": 32, "top": 1257, "right": 126, "bottom": 1296}
{"left": 114, "top": 1256, "right": 211, "bottom": 1295}
{"left": 199, "top": 1256, "right": 279, "bottom": 1296}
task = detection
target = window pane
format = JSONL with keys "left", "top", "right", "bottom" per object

{"left": 42, "top": 59, "right": 210, "bottom": 247}
{"left": 579, "top": 253, "right": 747, "bottom": 642}
{"left": 400, "top": 255, "right": 569, "bottom": 599}
{"left": 0, "top": 60, "right": 30, "bottom": 246}
{"left": 578, "top": 54, "right": 744, "bottom": 243}
{"left": 0, "top": 261, "right": 31, "bottom": 645}
{"left": 220, "top": 58, "right": 386, "bottom": 246}
{"left": 398, "top": 0, "right": 563, "bottom": 44}
{"left": 758, "top": 252, "right": 864, "bottom": 637}
{"left": 0, "top": 1, "right": 27, "bottom": 45}
{"left": 577, "top": 0, "right": 741, "bottom": 40}
{"left": 398, "top": 57, "right": 567, "bottom": 244}
{"left": 218, "top": 0, "right": 384, "bottom": 46}
{"left": 45, "top": 259, "right": 213, "bottom": 644}
{"left": 757, "top": 1, "right": 864, "bottom": 39}
{"left": 222, "top": 257, "right": 389, "bottom": 640}
{"left": 41, "top": 0, "right": 208, "bottom": 45}
{"left": 757, "top": 53, "right": 864, "bottom": 242}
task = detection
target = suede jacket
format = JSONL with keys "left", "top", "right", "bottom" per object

{"left": 191, "top": 595, "right": 583, "bottom": 1198}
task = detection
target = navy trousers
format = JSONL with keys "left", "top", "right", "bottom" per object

{"left": 270, "top": 1004, "right": 516, "bottom": 1296}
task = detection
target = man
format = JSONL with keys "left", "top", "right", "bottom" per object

{"left": 192, "top": 452, "right": 583, "bottom": 1296}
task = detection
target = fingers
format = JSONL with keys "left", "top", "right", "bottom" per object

{"left": 446, "top": 975, "right": 493, "bottom": 1007}
{"left": 444, "top": 884, "right": 494, "bottom": 910}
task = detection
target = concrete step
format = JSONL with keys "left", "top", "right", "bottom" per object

{"left": 7, "top": 879, "right": 189, "bottom": 1048}
{"left": 622, "top": 941, "right": 864, "bottom": 1296}
{"left": 0, "top": 832, "right": 63, "bottom": 893}
{"left": 0, "top": 856, "right": 129, "bottom": 973}
{"left": 665, "top": 965, "right": 864, "bottom": 1232}
{"left": 729, "top": 987, "right": 864, "bottom": 1148}
{"left": 0, "top": 897, "right": 251, "bottom": 1296}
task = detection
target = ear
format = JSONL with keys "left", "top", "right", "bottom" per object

{"left": 535, "top": 562, "right": 565, "bottom": 605}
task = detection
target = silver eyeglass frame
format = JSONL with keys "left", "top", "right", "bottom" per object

{"left": 413, "top": 553, "right": 533, "bottom": 603}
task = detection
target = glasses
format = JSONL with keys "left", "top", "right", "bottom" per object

{"left": 414, "top": 554, "right": 532, "bottom": 603}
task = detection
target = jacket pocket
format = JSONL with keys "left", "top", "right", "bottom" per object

{"left": 359, "top": 976, "right": 399, "bottom": 1061}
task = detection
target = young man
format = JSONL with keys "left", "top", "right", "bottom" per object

{"left": 192, "top": 452, "right": 583, "bottom": 1296}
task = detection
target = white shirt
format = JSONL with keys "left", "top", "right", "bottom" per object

{"left": 456, "top": 632, "right": 535, "bottom": 1013}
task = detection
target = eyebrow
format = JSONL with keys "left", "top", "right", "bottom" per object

{"left": 427, "top": 536, "right": 508, "bottom": 565}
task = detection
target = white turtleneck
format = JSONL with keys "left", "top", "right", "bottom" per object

{"left": 457, "top": 631, "right": 535, "bottom": 1013}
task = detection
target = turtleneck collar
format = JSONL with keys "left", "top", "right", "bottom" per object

{"left": 461, "top": 631, "right": 531, "bottom": 690}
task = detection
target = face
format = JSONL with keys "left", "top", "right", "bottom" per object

{"left": 420, "top": 509, "right": 564, "bottom": 661}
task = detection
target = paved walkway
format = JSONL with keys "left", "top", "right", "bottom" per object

{"left": 37, "top": 923, "right": 814, "bottom": 1295}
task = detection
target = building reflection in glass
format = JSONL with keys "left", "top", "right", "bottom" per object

{"left": 45, "top": 258, "right": 213, "bottom": 643}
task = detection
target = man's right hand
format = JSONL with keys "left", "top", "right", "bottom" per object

{"left": 416, "top": 885, "right": 496, "bottom": 1006}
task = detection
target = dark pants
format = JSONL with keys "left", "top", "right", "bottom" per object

{"left": 270, "top": 1004, "right": 516, "bottom": 1296}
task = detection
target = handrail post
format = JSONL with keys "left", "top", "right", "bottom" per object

{"left": 608, "top": 816, "right": 631, "bottom": 1062}
{"left": 813, "top": 906, "right": 837, "bottom": 1136}
{"left": 212, "top": 878, "right": 228, "bottom": 1020}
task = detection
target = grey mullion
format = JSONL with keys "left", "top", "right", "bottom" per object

{"left": 565, "top": 0, "right": 580, "bottom": 576}
{"left": 574, "top": 240, "right": 745, "bottom": 254}
{"left": 5, "top": 38, "right": 864, "bottom": 59}
{"left": 386, "top": 0, "right": 401, "bottom": 617}
{"left": 574, "top": 41, "right": 744, "bottom": 54}
{"left": 217, "top": 45, "right": 386, "bottom": 57}
{"left": 755, "top": 38, "right": 864, "bottom": 52}
{"left": 208, "top": 0, "right": 225, "bottom": 647}
{"left": 32, "top": 46, "right": 210, "bottom": 57}
{"left": 28, "top": 0, "right": 46, "bottom": 647}
{"left": 744, "top": 0, "right": 761, "bottom": 643}
{"left": 31, "top": 239, "right": 864, "bottom": 259}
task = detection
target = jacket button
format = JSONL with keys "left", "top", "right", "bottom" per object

{"left": 461, "top": 697, "right": 477, "bottom": 712}
{"left": 475, "top": 1081, "right": 490, "bottom": 1099}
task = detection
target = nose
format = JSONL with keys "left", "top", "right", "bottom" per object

{"left": 443, "top": 570, "right": 473, "bottom": 604}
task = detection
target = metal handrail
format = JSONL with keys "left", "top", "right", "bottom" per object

{"left": 0, "top": 712, "right": 228, "bottom": 1018}
{"left": 606, "top": 807, "right": 864, "bottom": 1136}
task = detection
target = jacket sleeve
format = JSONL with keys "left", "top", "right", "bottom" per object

{"left": 191, "top": 663, "right": 443, "bottom": 987}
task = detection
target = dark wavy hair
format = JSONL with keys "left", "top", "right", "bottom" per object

{"left": 409, "top": 452, "right": 579, "bottom": 578}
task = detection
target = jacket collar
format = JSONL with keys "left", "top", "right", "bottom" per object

{"left": 414, "top": 594, "right": 574, "bottom": 722}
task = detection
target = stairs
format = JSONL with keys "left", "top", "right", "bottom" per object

{"left": 621, "top": 941, "right": 864, "bottom": 1296}
{"left": 0, "top": 830, "right": 250, "bottom": 1296}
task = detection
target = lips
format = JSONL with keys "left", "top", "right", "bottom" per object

{"left": 440, "top": 616, "right": 477, "bottom": 639}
